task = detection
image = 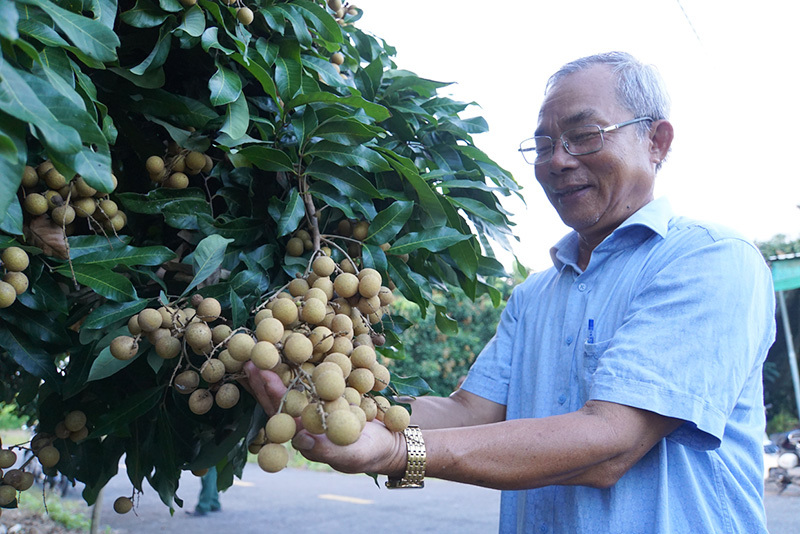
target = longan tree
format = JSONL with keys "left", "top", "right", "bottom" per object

{"left": 0, "top": 0, "right": 520, "bottom": 513}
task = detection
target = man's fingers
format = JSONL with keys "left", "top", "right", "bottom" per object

{"left": 244, "top": 362, "right": 286, "bottom": 415}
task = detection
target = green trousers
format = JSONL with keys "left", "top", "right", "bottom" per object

{"left": 196, "top": 466, "right": 221, "bottom": 512}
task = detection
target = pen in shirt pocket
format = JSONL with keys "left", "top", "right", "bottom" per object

{"left": 587, "top": 319, "right": 595, "bottom": 344}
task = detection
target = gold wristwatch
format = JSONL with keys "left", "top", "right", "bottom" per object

{"left": 385, "top": 425, "right": 425, "bottom": 489}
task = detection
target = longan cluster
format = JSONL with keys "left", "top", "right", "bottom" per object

{"left": 18, "top": 161, "right": 125, "bottom": 235}
{"left": 144, "top": 144, "right": 213, "bottom": 190}
{"left": 328, "top": 0, "right": 359, "bottom": 25}
{"left": 240, "top": 254, "right": 407, "bottom": 474}
{"left": 0, "top": 440, "right": 35, "bottom": 509}
{"left": 0, "top": 246, "right": 30, "bottom": 309}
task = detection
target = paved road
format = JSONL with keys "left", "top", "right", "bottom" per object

{"left": 86, "top": 464, "right": 800, "bottom": 533}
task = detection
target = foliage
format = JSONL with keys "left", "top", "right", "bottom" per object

{"left": 0, "top": 0, "right": 519, "bottom": 512}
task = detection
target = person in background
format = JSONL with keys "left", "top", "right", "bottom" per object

{"left": 187, "top": 465, "right": 221, "bottom": 517}
{"left": 246, "top": 51, "right": 776, "bottom": 533}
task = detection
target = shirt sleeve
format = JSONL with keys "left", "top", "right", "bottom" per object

{"left": 588, "top": 234, "right": 775, "bottom": 450}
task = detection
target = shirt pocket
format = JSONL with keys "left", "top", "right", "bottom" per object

{"left": 583, "top": 339, "right": 611, "bottom": 381}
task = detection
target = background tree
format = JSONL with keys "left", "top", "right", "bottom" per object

{"left": 0, "top": 0, "right": 520, "bottom": 513}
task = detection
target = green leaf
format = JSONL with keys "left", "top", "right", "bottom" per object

{"left": 367, "top": 201, "right": 413, "bottom": 245}
{"left": 272, "top": 189, "right": 305, "bottom": 238}
{"left": 130, "top": 22, "right": 173, "bottom": 75}
{"left": 231, "top": 50, "right": 277, "bottom": 100}
{"left": 273, "top": 4, "right": 311, "bottom": 47}
{"left": 83, "top": 299, "right": 149, "bottom": 330}
{"left": 67, "top": 235, "right": 133, "bottom": 259}
{"left": 120, "top": 0, "right": 170, "bottom": 27}
{"left": 237, "top": 145, "right": 294, "bottom": 172}
{"left": 182, "top": 234, "right": 234, "bottom": 295}
{"left": 196, "top": 215, "right": 264, "bottom": 246}
{"left": 209, "top": 62, "right": 243, "bottom": 106}
{"left": 73, "top": 245, "right": 176, "bottom": 268}
{"left": 390, "top": 227, "right": 472, "bottom": 255}
{"left": 389, "top": 375, "right": 434, "bottom": 398}
{"left": 56, "top": 264, "right": 137, "bottom": 302}
{"left": 286, "top": 92, "right": 390, "bottom": 122}
{"left": 292, "top": 0, "right": 343, "bottom": 44}
{"left": 310, "top": 117, "right": 382, "bottom": 145}
{"left": 0, "top": 199, "right": 22, "bottom": 236}
{"left": 306, "top": 140, "right": 389, "bottom": 173}
{"left": 433, "top": 304, "right": 459, "bottom": 335}
{"left": 449, "top": 196, "right": 508, "bottom": 226}
{"left": 0, "top": 324, "right": 63, "bottom": 393}
{"left": 304, "top": 159, "right": 382, "bottom": 199}
{"left": 117, "top": 187, "right": 208, "bottom": 214}
{"left": 20, "top": 0, "right": 120, "bottom": 62}
{"left": 220, "top": 92, "right": 249, "bottom": 140}
{"left": 176, "top": 5, "right": 205, "bottom": 37}
{"left": 201, "top": 26, "right": 235, "bottom": 55}
{"left": 87, "top": 345, "right": 138, "bottom": 382}
{"left": 274, "top": 55, "right": 302, "bottom": 100}
{"left": 88, "top": 386, "right": 163, "bottom": 438}
{"left": 0, "top": 113, "right": 26, "bottom": 224}
{"left": 376, "top": 148, "right": 447, "bottom": 226}
{"left": 0, "top": 306, "right": 71, "bottom": 346}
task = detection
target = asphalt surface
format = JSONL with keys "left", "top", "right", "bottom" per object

{"left": 64, "top": 462, "right": 800, "bottom": 533}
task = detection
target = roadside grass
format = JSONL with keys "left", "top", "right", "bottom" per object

{"left": 16, "top": 489, "right": 92, "bottom": 532}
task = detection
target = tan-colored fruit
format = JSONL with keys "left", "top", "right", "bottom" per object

{"left": 110, "top": 336, "right": 138, "bottom": 360}
{"left": 147, "top": 327, "right": 172, "bottom": 346}
{"left": 156, "top": 306, "right": 175, "bottom": 328}
{"left": 137, "top": 308, "right": 163, "bottom": 333}
{"left": 330, "top": 336, "right": 353, "bottom": 356}
{"left": 0, "top": 449, "right": 17, "bottom": 469}
{"left": 23, "top": 193, "right": 48, "bottom": 216}
{"left": 44, "top": 168, "right": 67, "bottom": 189}
{"left": 312, "top": 256, "right": 335, "bottom": 277}
{"left": 288, "top": 277, "right": 310, "bottom": 297}
{"left": 64, "top": 410, "right": 87, "bottom": 432}
{"left": 314, "top": 370, "right": 346, "bottom": 401}
{"left": 184, "top": 151, "right": 206, "bottom": 171}
{"left": 170, "top": 153, "right": 186, "bottom": 172}
{"left": 370, "top": 363, "right": 390, "bottom": 391}
{"left": 0, "top": 282, "right": 16, "bottom": 308}
{"left": 309, "top": 326, "right": 334, "bottom": 355}
{"left": 312, "top": 277, "right": 334, "bottom": 301}
{"left": 333, "top": 272, "right": 359, "bottom": 298}
{"left": 4, "top": 272, "right": 28, "bottom": 295}
{"left": 351, "top": 344, "right": 376, "bottom": 369}
{"left": 155, "top": 336, "right": 182, "bottom": 359}
{"left": 218, "top": 349, "right": 244, "bottom": 373}
{"left": 236, "top": 6, "right": 254, "bottom": 25}
{"left": 273, "top": 363, "right": 293, "bottom": 387}
{"left": 37, "top": 445, "right": 60, "bottom": 468}
{"left": 185, "top": 322, "right": 213, "bottom": 351}
{"left": 0, "top": 484, "right": 17, "bottom": 506}
{"left": 98, "top": 199, "right": 118, "bottom": 219}
{"left": 73, "top": 177, "right": 97, "bottom": 197}
{"left": 351, "top": 311, "right": 369, "bottom": 336}
{"left": 265, "top": 413, "right": 296, "bottom": 444}
{"left": 330, "top": 52, "right": 344, "bottom": 65}
{"left": 174, "top": 370, "right": 200, "bottom": 394}
{"left": 250, "top": 341, "right": 280, "bottom": 370}
{"left": 300, "top": 403, "right": 325, "bottom": 434}
{"left": 325, "top": 409, "right": 360, "bottom": 446}
{"left": 340, "top": 258, "right": 357, "bottom": 274}
{"left": 358, "top": 273, "right": 381, "bottom": 299}
{"left": 113, "top": 496, "right": 133, "bottom": 514}
{"left": 228, "top": 332, "right": 256, "bottom": 362}
{"left": 54, "top": 421, "right": 71, "bottom": 439}
{"left": 304, "top": 287, "right": 328, "bottom": 303}
{"left": 347, "top": 368, "right": 374, "bottom": 395}
{"left": 283, "top": 333, "right": 313, "bottom": 364}
{"left": 253, "top": 309, "right": 272, "bottom": 325}
{"left": 282, "top": 389, "right": 309, "bottom": 417}
{"left": 347, "top": 5, "right": 358, "bottom": 15}
{"left": 374, "top": 395, "right": 391, "bottom": 421}
{"left": 271, "top": 298, "right": 299, "bottom": 326}
{"left": 21, "top": 165, "right": 38, "bottom": 188}
{"left": 357, "top": 295, "right": 381, "bottom": 316}
{"left": 196, "top": 297, "right": 221, "bottom": 322}
{"left": 327, "top": 0, "right": 342, "bottom": 11}
{"left": 104, "top": 213, "right": 126, "bottom": 232}
{"left": 343, "top": 386, "right": 361, "bottom": 406}
{"left": 352, "top": 221, "right": 369, "bottom": 241}
{"left": 1, "top": 247, "right": 28, "bottom": 273}
{"left": 200, "top": 358, "right": 225, "bottom": 383}
{"left": 257, "top": 443, "right": 289, "bottom": 473}
{"left": 350, "top": 405, "right": 367, "bottom": 430}
{"left": 36, "top": 160, "right": 55, "bottom": 178}
{"left": 70, "top": 426, "right": 89, "bottom": 442}
{"left": 211, "top": 324, "right": 232, "bottom": 345}
{"left": 191, "top": 468, "right": 210, "bottom": 477}
{"left": 166, "top": 172, "right": 189, "bottom": 189}
{"left": 255, "top": 317, "right": 284, "bottom": 344}
{"left": 382, "top": 405, "right": 410, "bottom": 432}
{"left": 215, "top": 383, "right": 240, "bottom": 409}
{"left": 323, "top": 353, "right": 352, "bottom": 378}
{"left": 202, "top": 154, "right": 213, "bottom": 173}
{"left": 188, "top": 389, "right": 214, "bottom": 415}
{"left": 71, "top": 197, "right": 96, "bottom": 218}
{"left": 145, "top": 156, "right": 165, "bottom": 175}
{"left": 300, "top": 298, "right": 326, "bottom": 325}
{"left": 286, "top": 237, "right": 304, "bottom": 257}
{"left": 15, "top": 471, "right": 35, "bottom": 491}
{"left": 378, "top": 286, "right": 395, "bottom": 306}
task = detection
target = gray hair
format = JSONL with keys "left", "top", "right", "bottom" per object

{"left": 546, "top": 52, "right": 671, "bottom": 169}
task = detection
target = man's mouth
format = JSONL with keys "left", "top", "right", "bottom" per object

{"left": 553, "top": 184, "right": 590, "bottom": 200}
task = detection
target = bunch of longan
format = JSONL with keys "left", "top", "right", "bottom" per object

{"left": 18, "top": 161, "right": 125, "bottom": 235}
{"left": 0, "top": 440, "right": 35, "bottom": 509}
{"left": 144, "top": 145, "right": 213, "bottom": 190}
{"left": 0, "top": 246, "right": 30, "bottom": 309}
{"left": 328, "top": 0, "right": 359, "bottom": 24}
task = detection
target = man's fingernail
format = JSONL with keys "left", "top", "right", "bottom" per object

{"left": 292, "top": 433, "right": 315, "bottom": 450}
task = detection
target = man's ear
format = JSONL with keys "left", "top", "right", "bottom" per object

{"left": 649, "top": 120, "right": 674, "bottom": 165}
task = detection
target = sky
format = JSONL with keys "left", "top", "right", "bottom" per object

{"left": 352, "top": 0, "right": 800, "bottom": 271}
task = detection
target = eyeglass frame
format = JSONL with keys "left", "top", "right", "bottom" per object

{"left": 518, "top": 117, "right": 654, "bottom": 165}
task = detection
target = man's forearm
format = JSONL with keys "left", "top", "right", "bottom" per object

{"left": 401, "top": 389, "right": 506, "bottom": 429}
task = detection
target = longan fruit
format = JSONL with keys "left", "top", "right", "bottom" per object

{"left": 351, "top": 344, "right": 376, "bottom": 369}
{"left": 304, "top": 287, "right": 328, "bottom": 304}
{"left": 330, "top": 52, "right": 344, "bottom": 65}
{"left": 286, "top": 237, "right": 304, "bottom": 257}
{"left": 371, "top": 363, "right": 391, "bottom": 391}
{"left": 21, "top": 165, "right": 38, "bottom": 188}
{"left": 255, "top": 317, "right": 284, "bottom": 344}
{"left": 314, "top": 370, "right": 346, "bottom": 401}
{"left": 325, "top": 409, "right": 361, "bottom": 446}
{"left": 137, "top": 308, "right": 163, "bottom": 333}
{"left": 283, "top": 333, "right": 313, "bottom": 364}
{"left": 254, "top": 308, "right": 273, "bottom": 324}
{"left": 70, "top": 426, "right": 89, "bottom": 443}
{"left": 200, "top": 358, "right": 225, "bottom": 383}
{"left": 188, "top": 389, "right": 214, "bottom": 415}
{"left": 185, "top": 322, "right": 213, "bottom": 351}
{"left": 212, "top": 324, "right": 233, "bottom": 344}
{"left": 357, "top": 295, "right": 381, "bottom": 315}
{"left": 37, "top": 445, "right": 60, "bottom": 468}
{"left": 312, "top": 256, "right": 335, "bottom": 277}
{"left": 54, "top": 421, "right": 71, "bottom": 439}
{"left": 340, "top": 258, "right": 357, "bottom": 274}
{"left": 184, "top": 151, "right": 206, "bottom": 171}
{"left": 196, "top": 297, "right": 221, "bottom": 322}
{"left": 174, "top": 370, "right": 200, "bottom": 394}
{"left": 0, "top": 485, "right": 17, "bottom": 506}
{"left": 327, "top": 0, "right": 342, "bottom": 12}
{"left": 4, "top": 272, "right": 28, "bottom": 295}
{"left": 228, "top": 332, "right": 256, "bottom": 362}
{"left": 343, "top": 386, "right": 362, "bottom": 406}
{"left": 312, "top": 277, "right": 334, "bottom": 301}
{"left": 288, "top": 278, "right": 310, "bottom": 297}
{"left": 73, "top": 177, "right": 97, "bottom": 197}
{"left": 145, "top": 156, "right": 165, "bottom": 175}
{"left": 358, "top": 273, "right": 382, "bottom": 299}
{"left": 15, "top": 471, "right": 35, "bottom": 491}
{"left": 0, "top": 449, "right": 17, "bottom": 469}
{"left": 374, "top": 395, "right": 391, "bottom": 421}
{"left": 236, "top": 6, "right": 254, "bottom": 25}
{"left": 114, "top": 496, "right": 133, "bottom": 514}
{"left": 218, "top": 349, "right": 244, "bottom": 373}
{"left": 156, "top": 336, "right": 182, "bottom": 359}
{"left": 110, "top": 336, "right": 138, "bottom": 360}
{"left": 250, "top": 341, "right": 280, "bottom": 370}
{"left": 282, "top": 389, "right": 310, "bottom": 417}
{"left": 23, "top": 193, "right": 48, "bottom": 216}
{"left": 333, "top": 272, "right": 359, "bottom": 298}
{"left": 166, "top": 172, "right": 189, "bottom": 189}
{"left": 44, "top": 168, "right": 67, "bottom": 189}
{"left": 265, "top": 413, "right": 296, "bottom": 444}
{"left": 352, "top": 220, "right": 369, "bottom": 241}
{"left": 300, "top": 298, "right": 327, "bottom": 325}
{"left": 202, "top": 154, "right": 213, "bottom": 173}
{"left": 64, "top": 410, "right": 87, "bottom": 432}
{"left": 383, "top": 405, "right": 410, "bottom": 432}
{"left": 257, "top": 443, "right": 289, "bottom": 473}
{"left": 330, "top": 336, "right": 354, "bottom": 356}
{"left": 300, "top": 403, "right": 326, "bottom": 435}
{"left": 350, "top": 405, "right": 367, "bottom": 430}
{"left": 147, "top": 327, "right": 172, "bottom": 346}
{"left": 271, "top": 298, "right": 299, "bottom": 326}
{"left": 347, "top": 368, "right": 375, "bottom": 395}
{"left": 104, "top": 213, "right": 126, "bottom": 232}
{"left": 215, "top": 383, "right": 240, "bottom": 409}
{"left": 378, "top": 286, "right": 395, "bottom": 306}
{"left": 309, "top": 326, "right": 334, "bottom": 354}
{"left": 98, "top": 199, "right": 119, "bottom": 219}
{"left": 1, "top": 247, "right": 28, "bottom": 273}
{"left": 323, "top": 352, "right": 352, "bottom": 378}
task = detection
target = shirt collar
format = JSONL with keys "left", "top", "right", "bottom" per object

{"left": 549, "top": 197, "right": 674, "bottom": 271}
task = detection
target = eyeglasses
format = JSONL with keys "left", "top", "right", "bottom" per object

{"left": 518, "top": 117, "right": 653, "bottom": 165}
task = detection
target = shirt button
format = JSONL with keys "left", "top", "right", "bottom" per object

{"left": 540, "top": 524, "right": 548, "bottom": 533}
{"left": 578, "top": 283, "right": 587, "bottom": 292}
{"left": 565, "top": 336, "right": 573, "bottom": 345}
{"left": 558, "top": 394, "right": 567, "bottom": 404}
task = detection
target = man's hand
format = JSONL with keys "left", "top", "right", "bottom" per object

{"left": 243, "top": 362, "right": 288, "bottom": 416}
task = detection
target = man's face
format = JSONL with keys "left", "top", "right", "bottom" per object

{"left": 534, "top": 65, "right": 656, "bottom": 247}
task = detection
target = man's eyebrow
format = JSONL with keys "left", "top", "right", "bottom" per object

{"left": 535, "top": 109, "right": 599, "bottom": 136}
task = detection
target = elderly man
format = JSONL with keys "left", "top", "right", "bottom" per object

{"left": 247, "top": 52, "right": 776, "bottom": 533}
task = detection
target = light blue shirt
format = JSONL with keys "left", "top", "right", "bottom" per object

{"left": 461, "top": 197, "right": 776, "bottom": 534}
